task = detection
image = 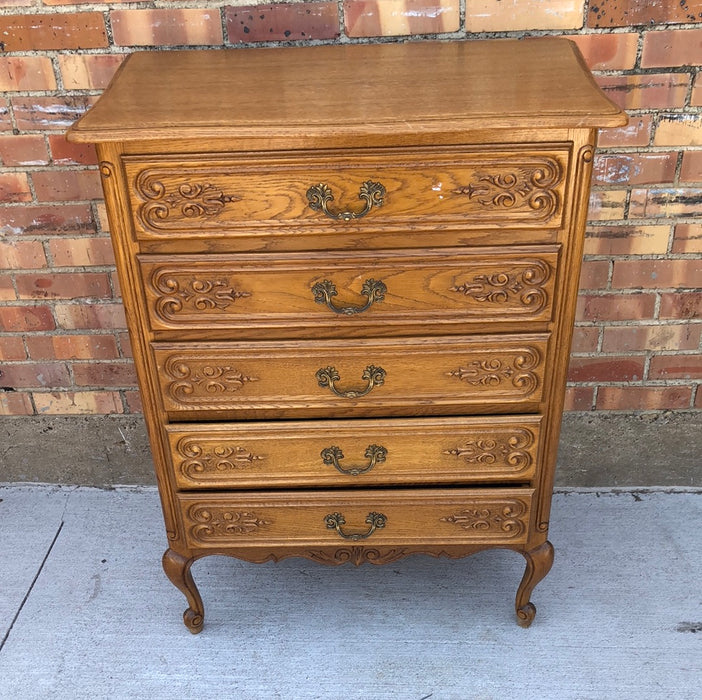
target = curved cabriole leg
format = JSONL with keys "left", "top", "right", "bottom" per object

{"left": 515, "top": 541, "right": 554, "bottom": 628}
{"left": 162, "top": 548, "right": 205, "bottom": 634}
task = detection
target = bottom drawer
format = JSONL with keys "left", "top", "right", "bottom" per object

{"left": 178, "top": 488, "right": 534, "bottom": 550}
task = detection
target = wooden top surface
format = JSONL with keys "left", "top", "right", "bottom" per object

{"left": 68, "top": 39, "right": 627, "bottom": 143}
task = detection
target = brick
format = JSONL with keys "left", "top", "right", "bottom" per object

{"left": 111, "top": 9, "right": 223, "bottom": 46}
{"left": 595, "top": 74, "right": 689, "bottom": 110}
{"left": 345, "top": 0, "right": 459, "bottom": 37}
{"left": 73, "top": 361, "right": 138, "bottom": 387}
{"left": 576, "top": 293, "right": 656, "bottom": 322}
{"left": 33, "top": 391, "right": 123, "bottom": 415}
{"left": 587, "top": 190, "right": 626, "bottom": 221}
{"left": 0, "top": 173, "right": 31, "bottom": 203}
{"left": 596, "top": 386, "right": 692, "bottom": 411}
{"left": 95, "top": 202, "right": 109, "bottom": 233}
{"left": 571, "top": 326, "right": 600, "bottom": 353}
{"left": 0, "top": 392, "right": 33, "bottom": 416}
{"left": 48, "top": 237, "right": 115, "bottom": 267}
{"left": 680, "top": 151, "right": 702, "bottom": 182}
{"left": 31, "top": 169, "right": 103, "bottom": 203}
{"left": 0, "top": 240, "right": 47, "bottom": 269}
{"left": 654, "top": 115, "right": 702, "bottom": 147}
{"left": 566, "top": 32, "right": 638, "bottom": 70}
{"left": 0, "top": 56, "right": 56, "bottom": 92}
{"left": 11, "top": 96, "right": 96, "bottom": 131}
{"left": 692, "top": 74, "right": 702, "bottom": 107}
{"left": 588, "top": 0, "right": 702, "bottom": 27}
{"left": 118, "top": 331, "right": 132, "bottom": 357}
{"left": 641, "top": 28, "right": 702, "bottom": 68}
{"left": 0, "top": 305, "right": 55, "bottom": 331}
{"left": 567, "top": 357, "right": 645, "bottom": 382}
{"left": 0, "top": 274, "right": 15, "bottom": 300}
{"left": 58, "top": 54, "right": 124, "bottom": 90}
{"left": 0, "top": 336, "right": 26, "bottom": 360}
{"left": 584, "top": 225, "right": 670, "bottom": 256}
{"left": 602, "top": 324, "right": 701, "bottom": 353}
{"left": 0, "top": 361, "right": 69, "bottom": 388}
{"left": 592, "top": 152, "right": 677, "bottom": 186}
{"left": 0, "top": 204, "right": 94, "bottom": 237}
{"left": 628, "top": 188, "right": 702, "bottom": 219}
{"left": 47, "top": 135, "right": 98, "bottom": 166}
{"left": 579, "top": 260, "right": 609, "bottom": 290}
{"left": 672, "top": 223, "right": 702, "bottom": 254}
{"left": 124, "top": 390, "right": 142, "bottom": 413}
{"left": 466, "top": 0, "right": 582, "bottom": 31}
{"left": 598, "top": 115, "right": 652, "bottom": 148}
{"left": 659, "top": 292, "right": 702, "bottom": 320}
{"left": 54, "top": 302, "right": 126, "bottom": 330}
{"left": 0, "top": 99, "right": 11, "bottom": 131}
{"left": 0, "top": 0, "right": 34, "bottom": 7}
{"left": 26, "top": 334, "right": 119, "bottom": 361}
{"left": 0, "top": 12, "right": 107, "bottom": 51}
{"left": 0, "top": 135, "right": 49, "bottom": 166}
{"left": 15, "top": 272, "right": 112, "bottom": 300}
{"left": 563, "top": 386, "right": 594, "bottom": 411}
{"left": 649, "top": 355, "right": 702, "bottom": 380}
{"left": 611, "top": 259, "right": 702, "bottom": 289}
{"left": 227, "top": 3, "right": 339, "bottom": 42}
{"left": 110, "top": 270, "right": 121, "bottom": 297}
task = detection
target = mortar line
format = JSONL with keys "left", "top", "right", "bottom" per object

{"left": 0, "top": 520, "right": 64, "bottom": 653}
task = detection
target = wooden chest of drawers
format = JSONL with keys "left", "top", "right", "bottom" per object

{"left": 68, "top": 39, "right": 626, "bottom": 632}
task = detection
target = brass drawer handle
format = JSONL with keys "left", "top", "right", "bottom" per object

{"left": 306, "top": 181, "right": 386, "bottom": 221}
{"left": 324, "top": 512, "right": 387, "bottom": 540}
{"left": 315, "top": 365, "right": 386, "bottom": 398}
{"left": 321, "top": 444, "right": 388, "bottom": 476}
{"left": 312, "top": 278, "right": 387, "bottom": 315}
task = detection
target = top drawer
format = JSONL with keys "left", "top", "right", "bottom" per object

{"left": 123, "top": 146, "right": 570, "bottom": 240}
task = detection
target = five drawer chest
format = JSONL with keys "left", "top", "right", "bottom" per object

{"left": 68, "top": 39, "right": 626, "bottom": 632}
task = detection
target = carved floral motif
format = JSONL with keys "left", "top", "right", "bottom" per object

{"left": 176, "top": 437, "right": 265, "bottom": 479}
{"left": 188, "top": 505, "right": 271, "bottom": 541}
{"left": 152, "top": 272, "right": 251, "bottom": 320}
{"left": 448, "top": 349, "right": 540, "bottom": 395}
{"left": 440, "top": 501, "right": 528, "bottom": 538}
{"left": 135, "top": 169, "right": 241, "bottom": 228}
{"left": 444, "top": 428, "right": 535, "bottom": 471}
{"left": 306, "top": 547, "right": 411, "bottom": 566}
{"left": 450, "top": 261, "right": 550, "bottom": 312}
{"left": 451, "top": 159, "right": 561, "bottom": 221}
{"left": 164, "top": 357, "right": 258, "bottom": 405}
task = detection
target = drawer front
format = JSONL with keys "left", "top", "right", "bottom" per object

{"left": 177, "top": 488, "right": 534, "bottom": 549}
{"left": 124, "top": 147, "right": 568, "bottom": 239}
{"left": 152, "top": 335, "right": 549, "bottom": 419}
{"left": 139, "top": 247, "right": 559, "bottom": 335}
{"left": 167, "top": 415, "right": 543, "bottom": 489}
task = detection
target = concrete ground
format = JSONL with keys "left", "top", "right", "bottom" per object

{"left": 0, "top": 485, "right": 699, "bottom": 699}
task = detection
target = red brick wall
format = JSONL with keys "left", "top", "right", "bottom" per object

{"left": 0, "top": 0, "right": 700, "bottom": 416}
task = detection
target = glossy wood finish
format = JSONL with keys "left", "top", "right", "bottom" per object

{"left": 68, "top": 39, "right": 625, "bottom": 632}
{"left": 166, "top": 415, "right": 543, "bottom": 489}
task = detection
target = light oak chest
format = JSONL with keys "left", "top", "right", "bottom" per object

{"left": 69, "top": 39, "right": 626, "bottom": 632}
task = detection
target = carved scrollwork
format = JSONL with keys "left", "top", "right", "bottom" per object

{"left": 164, "top": 357, "right": 258, "bottom": 405}
{"left": 440, "top": 500, "right": 528, "bottom": 538}
{"left": 306, "top": 547, "right": 411, "bottom": 566}
{"left": 448, "top": 348, "right": 541, "bottom": 396}
{"left": 152, "top": 271, "right": 251, "bottom": 320}
{"left": 135, "top": 169, "right": 241, "bottom": 229}
{"left": 450, "top": 260, "right": 550, "bottom": 313}
{"left": 444, "top": 427, "right": 535, "bottom": 472}
{"left": 188, "top": 505, "right": 271, "bottom": 542}
{"left": 451, "top": 158, "right": 562, "bottom": 222}
{"left": 176, "top": 437, "right": 265, "bottom": 479}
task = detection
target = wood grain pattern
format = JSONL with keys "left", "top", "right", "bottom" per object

{"left": 153, "top": 335, "right": 549, "bottom": 419}
{"left": 166, "top": 415, "right": 543, "bottom": 489}
{"left": 124, "top": 147, "right": 568, "bottom": 237}
{"left": 139, "top": 246, "right": 559, "bottom": 335}
{"left": 177, "top": 488, "right": 534, "bottom": 549}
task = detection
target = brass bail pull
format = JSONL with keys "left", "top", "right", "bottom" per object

{"left": 320, "top": 444, "right": 388, "bottom": 476}
{"left": 312, "top": 278, "right": 387, "bottom": 315}
{"left": 315, "top": 365, "right": 386, "bottom": 398}
{"left": 306, "top": 181, "right": 386, "bottom": 221}
{"left": 324, "top": 512, "right": 387, "bottom": 540}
